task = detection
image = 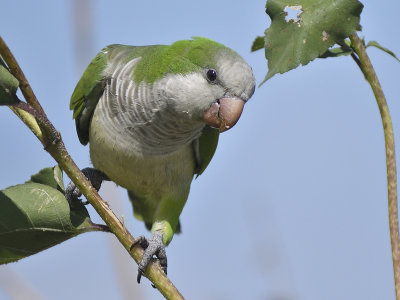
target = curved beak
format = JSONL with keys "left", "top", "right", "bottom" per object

{"left": 203, "top": 97, "right": 245, "bottom": 132}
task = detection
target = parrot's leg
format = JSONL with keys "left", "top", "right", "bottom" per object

{"left": 65, "top": 167, "right": 109, "bottom": 206}
{"left": 131, "top": 231, "right": 167, "bottom": 283}
{"left": 130, "top": 194, "right": 185, "bottom": 283}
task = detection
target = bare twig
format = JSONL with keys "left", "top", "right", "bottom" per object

{"left": 350, "top": 32, "right": 400, "bottom": 300}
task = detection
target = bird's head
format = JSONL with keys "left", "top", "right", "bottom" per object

{"left": 199, "top": 50, "right": 255, "bottom": 132}
{"left": 140, "top": 37, "right": 255, "bottom": 132}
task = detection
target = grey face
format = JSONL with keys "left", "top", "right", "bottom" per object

{"left": 153, "top": 48, "right": 255, "bottom": 132}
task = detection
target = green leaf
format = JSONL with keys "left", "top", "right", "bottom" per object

{"left": 0, "top": 58, "right": 19, "bottom": 105}
{"left": 28, "top": 165, "right": 65, "bottom": 193}
{"left": 251, "top": 36, "right": 265, "bottom": 52}
{"left": 319, "top": 44, "right": 353, "bottom": 59}
{"left": 261, "top": 0, "right": 363, "bottom": 85}
{"left": 0, "top": 168, "right": 107, "bottom": 264}
{"left": 366, "top": 40, "right": 400, "bottom": 63}
{"left": 319, "top": 47, "right": 352, "bottom": 58}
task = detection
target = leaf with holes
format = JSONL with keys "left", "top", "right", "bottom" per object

{"left": 0, "top": 167, "right": 108, "bottom": 264}
{"left": 260, "top": 0, "right": 363, "bottom": 85}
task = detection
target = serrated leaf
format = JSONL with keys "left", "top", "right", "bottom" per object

{"left": 366, "top": 40, "right": 400, "bottom": 63}
{"left": 251, "top": 36, "right": 265, "bottom": 52}
{"left": 261, "top": 0, "right": 363, "bottom": 85}
{"left": 0, "top": 63, "right": 19, "bottom": 105}
{"left": 28, "top": 165, "right": 65, "bottom": 193}
{"left": 0, "top": 172, "right": 106, "bottom": 264}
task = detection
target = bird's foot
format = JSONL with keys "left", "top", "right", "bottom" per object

{"left": 130, "top": 232, "right": 167, "bottom": 284}
{"left": 65, "top": 168, "right": 109, "bottom": 207}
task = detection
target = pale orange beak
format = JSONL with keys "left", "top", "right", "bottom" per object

{"left": 203, "top": 97, "right": 245, "bottom": 132}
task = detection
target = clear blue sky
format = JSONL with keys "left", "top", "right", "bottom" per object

{"left": 1, "top": 1, "right": 400, "bottom": 299}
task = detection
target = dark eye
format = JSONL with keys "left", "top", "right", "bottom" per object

{"left": 206, "top": 69, "right": 217, "bottom": 82}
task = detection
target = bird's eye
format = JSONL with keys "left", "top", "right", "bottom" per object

{"left": 206, "top": 69, "right": 217, "bottom": 82}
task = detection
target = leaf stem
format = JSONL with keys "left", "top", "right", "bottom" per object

{"left": 350, "top": 32, "right": 400, "bottom": 300}
{"left": 0, "top": 36, "right": 184, "bottom": 300}
{"left": 9, "top": 104, "right": 44, "bottom": 143}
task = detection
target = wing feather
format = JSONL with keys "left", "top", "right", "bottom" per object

{"left": 70, "top": 49, "right": 108, "bottom": 145}
{"left": 194, "top": 125, "right": 219, "bottom": 177}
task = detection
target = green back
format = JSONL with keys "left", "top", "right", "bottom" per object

{"left": 132, "top": 37, "right": 231, "bottom": 84}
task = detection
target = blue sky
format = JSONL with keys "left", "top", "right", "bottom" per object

{"left": 1, "top": 1, "right": 400, "bottom": 299}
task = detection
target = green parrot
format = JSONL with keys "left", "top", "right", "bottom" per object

{"left": 66, "top": 37, "right": 255, "bottom": 282}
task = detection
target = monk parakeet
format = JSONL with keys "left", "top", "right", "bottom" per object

{"left": 66, "top": 37, "right": 255, "bottom": 282}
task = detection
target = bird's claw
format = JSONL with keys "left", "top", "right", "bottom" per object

{"left": 131, "top": 236, "right": 149, "bottom": 250}
{"left": 65, "top": 181, "right": 84, "bottom": 207}
{"left": 130, "top": 232, "right": 167, "bottom": 284}
{"left": 65, "top": 168, "right": 109, "bottom": 207}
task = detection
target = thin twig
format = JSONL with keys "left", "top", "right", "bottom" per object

{"left": 0, "top": 36, "right": 185, "bottom": 300}
{"left": 350, "top": 32, "right": 400, "bottom": 300}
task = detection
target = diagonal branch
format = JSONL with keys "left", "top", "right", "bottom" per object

{"left": 0, "top": 36, "right": 185, "bottom": 300}
{"left": 350, "top": 32, "right": 400, "bottom": 300}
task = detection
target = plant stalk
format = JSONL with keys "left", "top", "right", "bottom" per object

{"left": 350, "top": 32, "right": 400, "bottom": 299}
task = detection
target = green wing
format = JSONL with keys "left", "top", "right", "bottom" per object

{"left": 195, "top": 125, "right": 220, "bottom": 177}
{"left": 70, "top": 49, "right": 108, "bottom": 145}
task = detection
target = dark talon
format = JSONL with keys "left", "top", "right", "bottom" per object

{"left": 131, "top": 232, "right": 167, "bottom": 284}
{"left": 65, "top": 167, "right": 109, "bottom": 206}
{"left": 130, "top": 236, "right": 149, "bottom": 251}
{"left": 137, "top": 270, "right": 143, "bottom": 284}
{"left": 130, "top": 236, "right": 150, "bottom": 283}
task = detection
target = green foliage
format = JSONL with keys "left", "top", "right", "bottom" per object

{"left": 319, "top": 43, "right": 353, "bottom": 58}
{"left": 253, "top": 38, "right": 353, "bottom": 59}
{"left": 28, "top": 165, "right": 65, "bottom": 193}
{"left": 251, "top": 36, "right": 265, "bottom": 52}
{"left": 256, "top": 0, "right": 363, "bottom": 85}
{"left": 0, "top": 166, "right": 107, "bottom": 264}
{"left": 366, "top": 40, "right": 400, "bottom": 62}
{"left": 0, "top": 55, "right": 18, "bottom": 105}
{"left": 253, "top": 2, "right": 400, "bottom": 296}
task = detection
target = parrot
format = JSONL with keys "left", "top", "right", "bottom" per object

{"left": 66, "top": 37, "right": 255, "bottom": 283}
